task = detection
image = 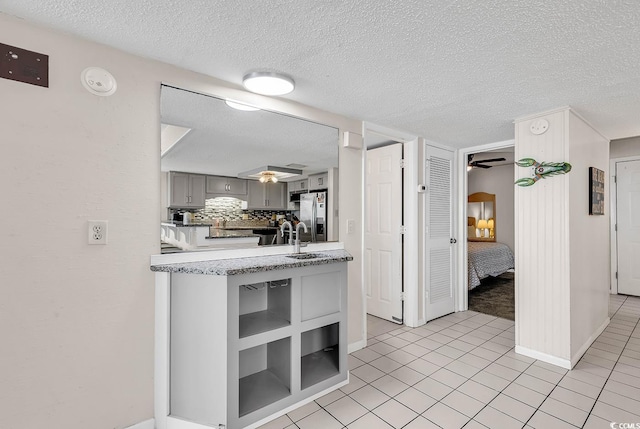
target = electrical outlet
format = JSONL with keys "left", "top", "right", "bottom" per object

{"left": 88, "top": 220, "right": 108, "bottom": 245}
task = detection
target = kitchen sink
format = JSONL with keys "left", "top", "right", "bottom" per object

{"left": 285, "top": 253, "right": 324, "bottom": 260}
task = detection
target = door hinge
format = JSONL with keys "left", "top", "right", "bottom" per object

{"left": 400, "top": 225, "right": 407, "bottom": 234}
{"left": 615, "top": 224, "right": 617, "bottom": 231}
{"left": 400, "top": 159, "right": 405, "bottom": 168}
{"left": 400, "top": 292, "right": 406, "bottom": 301}
{"left": 616, "top": 272, "right": 618, "bottom": 279}
{"left": 614, "top": 175, "right": 617, "bottom": 183}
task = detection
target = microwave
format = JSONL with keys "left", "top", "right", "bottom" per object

{"left": 289, "top": 191, "right": 304, "bottom": 203}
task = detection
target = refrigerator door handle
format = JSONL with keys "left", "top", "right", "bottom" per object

{"left": 311, "top": 196, "right": 317, "bottom": 242}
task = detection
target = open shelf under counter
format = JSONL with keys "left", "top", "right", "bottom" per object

{"left": 239, "top": 369, "right": 291, "bottom": 417}
{"left": 301, "top": 322, "right": 340, "bottom": 390}
{"left": 154, "top": 251, "right": 351, "bottom": 429}
{"left": 239, "top": 279, "right": 291, "bottom": 339}
{"left": 239, "top": 310, "right": 290, "bottom": 338}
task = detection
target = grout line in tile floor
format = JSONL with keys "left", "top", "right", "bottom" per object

{"left": 581, "top": 302, "right": 640, "bottom": 423}
{"left": 258, "top": 294, "right": 640, "bottom": 429}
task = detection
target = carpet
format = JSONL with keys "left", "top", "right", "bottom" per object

{"left": 468, "top": 272, "right": 514, "bottom": 321}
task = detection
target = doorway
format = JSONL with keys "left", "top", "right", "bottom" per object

{"left": 458, "top": 141, "right": 515, "bottom": 318}
{"left": 365, "top": 143, "right": 404, "bottom": 323}
{"left": 613, "top": 158, "right": 640, "bottom": 297}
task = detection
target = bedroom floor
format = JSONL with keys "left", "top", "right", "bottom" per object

{"left": 258, "top": 294, "right": 640, "bottom": 429}
{"left": 468, "top": 272, "right": 515, "bottom": 321}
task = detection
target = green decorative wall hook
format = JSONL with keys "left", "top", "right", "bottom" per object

{"left": 514, "top": 158, "right": 572, "bottom": 187}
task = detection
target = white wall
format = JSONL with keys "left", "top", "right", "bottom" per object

{"left": 0, "top": 13, "right": 362, "bottom": 429}
{"left": 514, "top": 107, "right": 610, "bottom": 368}
{"left": 468, "top": 164, "right": 515, "bottom": 251}
{"left": 568, "top": 111, "right": 610, "bottom": 360}
{"left": 515, "top": 109, "right": 572, "bottom": 364}
{"left": 610, "top": 135, "right": 640, "bottom": 158}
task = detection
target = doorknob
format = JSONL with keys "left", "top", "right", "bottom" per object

{"left": 450, "top": 238, "right": 457, "bottom": 244}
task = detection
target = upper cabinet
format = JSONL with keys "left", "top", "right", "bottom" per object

{"left": 206, "top": 176, "right": 247, "bottom": 197}
{"left": 288, "top": 179, "right": 308, "bottom": 194}
{"left": 169, "top": 172, "right": 206, "bottom": 208}
{"left": 247, "top": 181, "right": 287, "bottom": 210}
{"left": 308, "top": 172, "right": 328, "bottom": 190}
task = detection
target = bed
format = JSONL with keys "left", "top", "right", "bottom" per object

{"left": 467, "top": 215, "right": 515, "bottom": 290}
{"left": 468, "top": 241, "right": 515, "bottom": 290}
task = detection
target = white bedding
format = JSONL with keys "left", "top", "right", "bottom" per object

{"left": 468, "top": 241, "right": 515, "bottom": 290}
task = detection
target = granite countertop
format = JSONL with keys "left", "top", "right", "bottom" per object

{"left": 150, "top": 249, "right": 352, "bottom": 275}
{"left": 206, "top": 229, "right": 259, "bottom": 239}
{"left": 162, "top": 222, "right": 211, "bottom": 228}
{"left": 216, "top": 226, "right": 280, "bottom": 230}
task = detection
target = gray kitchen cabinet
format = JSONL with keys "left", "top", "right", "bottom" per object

{"left": 169, "top": 171, "right": 206, "bottom": 208}
{"left": 288, "top": 179, "right": 308, "bottom": 193}
{"left": 169, "top": 262, "right": 348, "bottom": 429}
{"left": 308, "top": 172, "right": 328, "bottom": 190}
{"left": 247, "top": 180, "right": 287, "bottom": 210}
{"left": 206, "top": 175, "right": 247, "bottom": 197}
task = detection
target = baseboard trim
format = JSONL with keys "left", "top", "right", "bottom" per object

{"left": 571, "top": 317, "right": 610, "bottom": 368}
{"left": 348, "top": 338, "right": 366, "bottom": 354}
{"left": 515, "top": 345, "right": 571, "bottom": 370}
{"left": 125, "top": 418, "right": 155, "bottom": 429}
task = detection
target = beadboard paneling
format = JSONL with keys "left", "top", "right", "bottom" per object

{"left": 515, "top": 110, "right": 571, "bottom": 361}
{"left": 568, "top": 111, "right": 610, "bottom": 358}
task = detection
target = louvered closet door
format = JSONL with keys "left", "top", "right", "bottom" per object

{"left": 425, "top": 146, "right": 455, "bottom": 321}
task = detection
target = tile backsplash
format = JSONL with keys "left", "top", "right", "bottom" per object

{"left": 170, "top": 197, "right": 288, "bottom": 223}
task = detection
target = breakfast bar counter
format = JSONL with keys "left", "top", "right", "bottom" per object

{"left": 152, "top": 244, "right": 351, "bottom": 429}
{"left": 150, "top": 249, "right": 352, "bottom": 275}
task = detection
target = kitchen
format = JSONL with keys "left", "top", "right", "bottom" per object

{"left": 159, "top": 85, "right": 340, "bottom": 253}
{"left": 151, "top": 85, "right": 352, "bottom": 429}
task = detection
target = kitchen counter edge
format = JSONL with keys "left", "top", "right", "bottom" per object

{"left": 150, "top": 249, "right": 352, "bottom": 276}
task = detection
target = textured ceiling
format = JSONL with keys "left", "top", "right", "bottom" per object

{"left": 3, "top": 1, "right": 640, "bottom": 147}
{"left": 160, "top": 86, "right": 338, "bottom": 178}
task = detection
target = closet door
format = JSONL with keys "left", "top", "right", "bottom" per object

{"left": 365, "top": 144, "right": 404, "bottom": 324}
{"left": 617, "top": 159, "right": 640, "bottom": 296}
{"left": 425, "top": 145, "right": 455, "bottom": 321}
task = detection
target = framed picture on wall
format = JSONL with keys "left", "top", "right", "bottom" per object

{"left": 589, "top": 167, "right": 605, "bottom": 215}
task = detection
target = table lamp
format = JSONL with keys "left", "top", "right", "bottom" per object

{"left": 477, "top": 219, "right": 488, "bottom": 238}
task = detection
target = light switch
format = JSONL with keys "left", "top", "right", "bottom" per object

{"left": 347, "top": 219, "right": 355, "bottom": 234}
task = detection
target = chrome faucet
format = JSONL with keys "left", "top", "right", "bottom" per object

{"left": 280, "top": 221, "right": 294, "bottom": 245}
{"left": 294, "top": 222, "right": 308, "bottom": 254}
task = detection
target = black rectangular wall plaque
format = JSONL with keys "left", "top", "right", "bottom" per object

{"left": 0, "top": 43, "right": 49, "bottom": 87}
{"left": 589, "top": 167, "right": 605, "bottom": 215}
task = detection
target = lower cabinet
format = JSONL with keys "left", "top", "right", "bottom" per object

{"left": 169, "top": 263, "right": 348, "bottom": 429}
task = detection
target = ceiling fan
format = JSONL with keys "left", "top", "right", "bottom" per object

{"left": 467, "top": 154, "right": 506, "bottom": 169}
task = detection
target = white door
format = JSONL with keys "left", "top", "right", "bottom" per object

{"left": 425, "top": 145, "right": 455, "bottom": 321}
{"left": 366, "top": 144, "right": 403, "bottom": 323}
{"left": 617, "top": 160, "right": 640, "bottom": 296}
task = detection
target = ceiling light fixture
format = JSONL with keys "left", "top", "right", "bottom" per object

{"left": 242, "top": 71, "right": 295, "bottom": 96}
{"left": 225, "top": 100, "right": 260, "bottom": 111}
{"left": 258, "top": 171, "right": 279, "bottom": 183}
{"left": 238, "top": 165, "right": 303, "bottom": 182}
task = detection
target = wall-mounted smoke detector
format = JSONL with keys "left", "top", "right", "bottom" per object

{"left": 81, "top": 67, "right": 117, "bottom": 96}
{"left": 530, "top": 118, "right": 549, "bottom": 135}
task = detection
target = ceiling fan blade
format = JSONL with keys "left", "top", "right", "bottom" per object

{"left": 475, "top": 163, "right": 492, "bottom": 169}
{"left": 475, "top": 157, "right": 506, "bottom": 163}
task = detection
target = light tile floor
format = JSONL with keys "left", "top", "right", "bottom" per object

{"left": 258, "top": 294, "right": 640, "bottom": 429}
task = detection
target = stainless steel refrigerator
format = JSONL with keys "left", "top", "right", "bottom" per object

{"left": 299, "top": 192, "right": 327, "bottom": 242}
